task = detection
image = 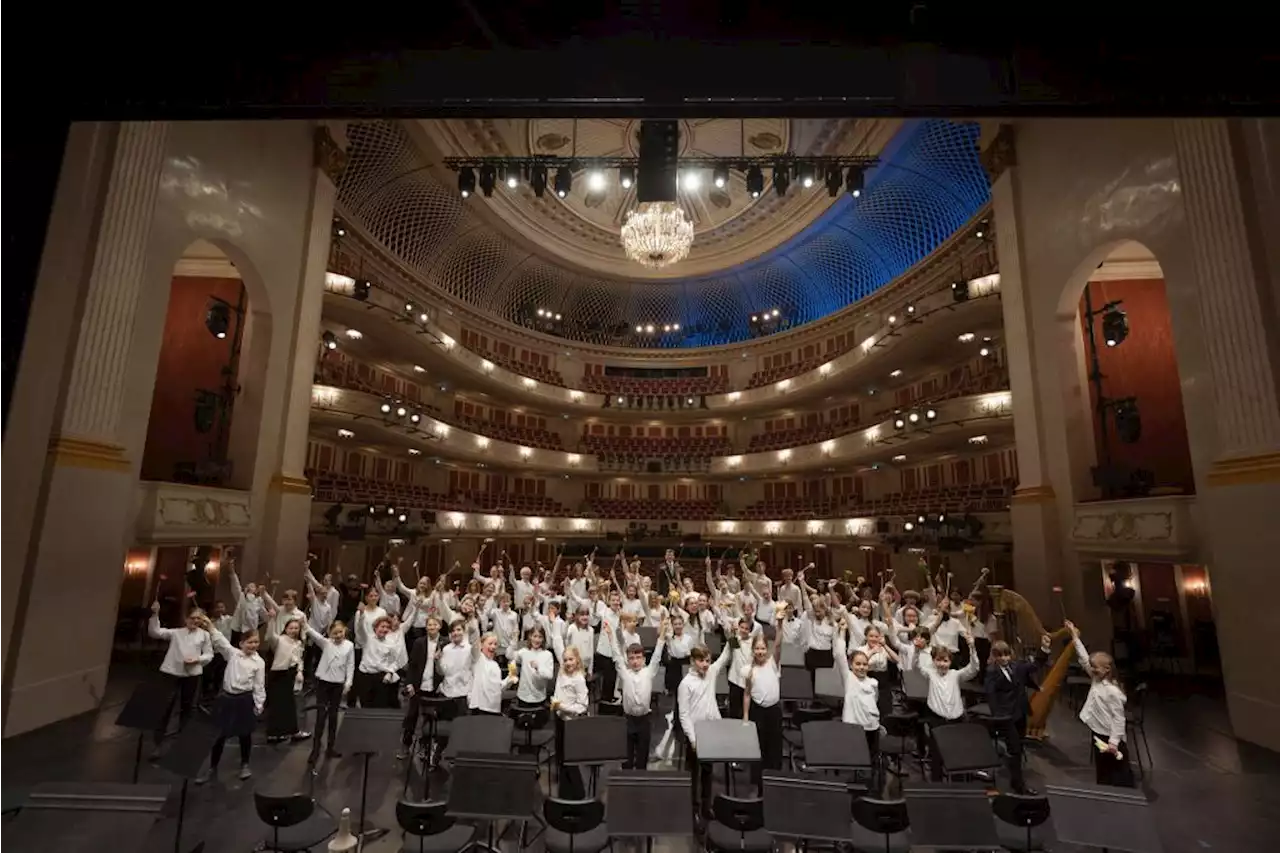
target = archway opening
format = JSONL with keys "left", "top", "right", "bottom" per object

{"left": 139, "top": 239, "right": 268, "bottom": 490}
{"left": 1072, "top": 241, "right": 1195, "bottom": 500}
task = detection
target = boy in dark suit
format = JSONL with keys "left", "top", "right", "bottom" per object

{"left": 399, "top": 616, "right": 444, "bottom": 763}
{"left": 984, "top": 635, "right": 1052, "bottom": 794}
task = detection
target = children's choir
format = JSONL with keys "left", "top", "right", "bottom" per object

{"left": 151, "top": 548, "right": 1139, "bottom": 798}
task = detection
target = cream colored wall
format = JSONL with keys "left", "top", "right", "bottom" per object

{"left": 999, "top": 118, "right": 1280, "bottom": 749}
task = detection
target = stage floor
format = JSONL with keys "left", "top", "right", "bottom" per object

{"left": 3, "top": 664, "right": 1278, "bottom": 853}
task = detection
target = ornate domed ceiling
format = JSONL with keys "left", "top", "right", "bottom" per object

{"left": 414, "top": 118, "right": 896, "bottom": 280}
{"left": 336, "top": 119, "right": 991, "bottom": 349}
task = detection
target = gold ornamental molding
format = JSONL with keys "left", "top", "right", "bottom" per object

{"left": 270, "top": 474, "right": 314, "bottom": 495}
{"left": 981, "top": 124, "right": 1017, "bottom": 184}
{"left": 47, "top": 436, "right": 131, "bottom": 472}
{"left": 314, "top": 126, "right": 349, "bottom": 184}
{"left": 1011, "top": 484, "right": 1056, "bottom": 504}
{"left": 1207, "top": 451, "right": 1280, "bottom": 487}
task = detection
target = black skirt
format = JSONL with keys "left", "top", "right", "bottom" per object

{"left": 213, "top": 690, "right": 257, "bottom": 738}
{"left": 265, "top": 667, "right": 299, "bottom": 737}
{"left": 805, "top": 648, "right": 835, "bottom": 671}
{"left": 665, "top": 656, "right": 689, "bottom": 695}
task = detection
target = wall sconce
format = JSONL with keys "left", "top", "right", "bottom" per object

{"left": 728, "top": 391, "right": 741, "bottom": 402}
{"left": 777, "top": 449, "right": 792, "bottom": 463}
{"left": 311, "top": 385, "right": 340, "bottom": 406}
{"left": 481, "top": 359, "right": 495, "bottom": 372}
{"left": 431, "top": 421, "right": 449, "bottom": 438}
{"left": 522, "top": 377, "right": 537, "bottom": 389}
{"left": 807, "top": 520, "right": 826, "bottom": 535}
{"left": 519, "top": 446, "right": 533, "bottom": 460}
{"left": 475, "top": 436, "right": 490, "bottom": 449}
{"left": 764, "top": 521, "right": 782, "bottom": 535}
{"left": 719, "top": 520, "right": 737, "bottom": 534}
{"left": 571, "top": 518, "right": 591, "bottom": 531}
{"left": 527, "top": 517, "right": 544, "bottom": 531}
{"left": 324, "top": 272, "right": 356, "bottom": 294}
{"left": 448, "top": 512, "right": 466, "bottom": 529}
{"left": 485, "top": 514, "right": 504, "bottom": 530}
{"left": 819, "top": 362, "right": 833, "bottom": 376}
{"left": 820, "top": 440, "right": 835, "bottom": 455}
{"left": 569, "top": 390, "right": 584, "bottom": 401}
{"left": 567, "top": 453, "right": 581, "bottom": 465}
{"left": 439, "top": 334, "right": 455, "bottom": 349}
{"left": 727, "top": 455, "right": 743, "bottom": 468}
{"left": 776, "top": 379, "right": 792, "bottom": 392}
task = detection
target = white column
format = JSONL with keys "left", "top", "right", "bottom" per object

{"left": 1174, "top": 119, "right": 1280, "bottom": 461}
{"left": 60, "top": 122, "right": 170, "bottom": 444}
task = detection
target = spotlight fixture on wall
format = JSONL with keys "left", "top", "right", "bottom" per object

{"left": 530, "top": 165, "right": 548, "bottom": 197}
{"left": 478, "top": 164, "right": 497, "bottom": 197}
{"left": 554, "top": 166, "right": 573, "bottom": 198}
{"left": 846, "top": 167, "right": 865, "bottom": 197}
{"left": 457, "top": 167, "right": 476, "bottom": 198}
{"left": 321, "top": 331, "right": 338, "bottom": 350}
{"left": 952, "top": 277, "right": 971, "bottom": 302}
{"left": 1102, "top": 307, "right": 1129, "bottom": 347}
{"left": 352, "top": 278, "right": 371, "bottom": 301}
{"left": 713, "top": 164, "right": 730, "bottom": 189}
{"left": 204, "top": 299, "right": 231, "bottom": 339}
{"left": 619, "top": 165, "right": 635, "bottom": 189}
{"left": 1113, "top": 397, "right": 1142, "bottom": 443}
{"left": 745, "top": 165, "right": 764, "bottom": 198}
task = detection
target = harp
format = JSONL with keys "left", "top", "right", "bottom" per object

{"left": 988, "top": 585, "right": 1073, "bottom": 740}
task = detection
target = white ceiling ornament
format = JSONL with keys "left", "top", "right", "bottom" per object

{"left": 620, "top": 202, "right": 695, "bottom": 270}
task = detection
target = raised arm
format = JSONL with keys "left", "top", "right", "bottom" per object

{"left": 833, "top": 620, "right": 849, "bottom": 687}
{"left": 1066, "top": 620, "right": 1092, "bottom": 670}
{"left": 147, "top": 601, "right": 174, "bottom": 639}
{"left": 304, "top": 623, "right": 331, "bottom": 648}
{"left": 646, "top": 618, "right": 669, "bottom": 677}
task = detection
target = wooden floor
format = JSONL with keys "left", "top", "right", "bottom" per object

{"left": 3, "top": 663, "right": 1278, "bottom": 853}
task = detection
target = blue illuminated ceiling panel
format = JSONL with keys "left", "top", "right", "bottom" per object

{"left": 337, "top": 120, "right": 990, "bottom": 348}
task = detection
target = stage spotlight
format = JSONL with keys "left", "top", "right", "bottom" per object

{"left": 1114, "top": 398, "right": 1142, "bottom": 443}
{"left": 458, "top": 167, "right": 476, "bottom": 198}
{"left": 619, "top": 166, "right": 635, "bottom": 189}
{"left": 380, "top": 401, "right": 392, "bottom": 414}
{"left": 745, "top": 165, "right": 764, "bottom": 198}
{"left": 824, "top": 167, "right": 843, "bottom": 197}
{"left": 397, "top": 512, "right": 408, "bottom": 524}
{"left": 952, "top": 278, "right": 971, "bottom": 302}
{"left": 478, "top": 164, "right": 497, "bottom": 197}
{"left": 352, "top": 278, "right": 371, "bottom": 301}
{"left": 321, "top": 331, "right": 338, "bottom": 350}
{"left": 503, "top": 166, "right": 519, "bottom": 189}
{"left": 554, "top": 166, "right": 573, "bottom": 198}
{"left": 797, "top": 163, "right": 815, "bottom": 188}
{"left": 713, "top": 164, "right": 730, "bottom": 189}
{"left": 587, "top": 170, "right": 607, "bottom": 193}
{"left": 925, "top": 409, "right": 937, "bottom": 421}
{"left": 1103, "top": 308, "right": 1129, "bottom": 347}
{"left": 205, "top": 301, "right": 231, "bottom": 339}
{"left": 894, "top": 416, "right": 906, "bottom": 430}
{"left": 323, "top": 503, "right": 344, "bottom": 527}
{"left": 846, "top": 167, "right": 864, "bottom": 197}
{"left": 908, "top": 412, "right": 920, "bottom": 424}
{"left": 772, "top": 163, "right": 790, "bottom": 196}
{"left": 530, "top": 165, "right": 548, "bottom": 197}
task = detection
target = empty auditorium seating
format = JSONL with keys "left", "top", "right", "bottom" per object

{"left": 586, "top": 498, "right": 722, "bottom": 520}
{"left": 581, "top": 374, "right": 730, "bottom": 397}
{"left": 308, "top": 471, "right": 572, "bottom": 517}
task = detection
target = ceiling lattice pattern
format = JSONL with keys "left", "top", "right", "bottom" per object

{"left": 337, "top": 119, "right": 990, "bottom": 348}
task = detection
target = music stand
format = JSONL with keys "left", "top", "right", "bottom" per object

{"left": 156, "top": 717, "right": 221, "bottom": 853}
{"left": 607, "top": 770, "right": 694, "bottom": 853}
{"left": 694, "top": 719, "right": 759, "bottom": 797}
{"left": 563, "top": 715, "right": 626, "bottom": 796}
{"left": 762, "top": 771, "right": 856, "bottom": 844}
{"left": 904, "top": 783, "right": 1003, "bottom": 851}
{"left": 334, "top": 708, "right": 403, "bottom": 844}
{"left": 780, "top": 666, "right": 814, "bottom": 702}
{"left": 1046, "top": 783, "right": 1163, "bottom": 853}
{"left": 5, "top": 782, "right": 171, "bottom": 853}
{"left": 814, "top": 667, "right": 843, "bottom": 706}
{"left": 637, "top": 626, "right": 658, "bottom": 651}
{"left": 901, "top": 669, "right": 929, "bottom": 703}
{"left": 114, "top": 678, "right": 174, "bottom": 782}
{"left": 441, "top": 714, "right": 515, "bottom": 759}
{"left": 446, "top": 752, "right": 540, "bottom": 853}
{"left": 801, "top": 720, "right": 872, "bottom": 774}
{"left": 931, "top": 722, "right": 1001, "bottom": 780}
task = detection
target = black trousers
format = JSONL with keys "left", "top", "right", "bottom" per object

{"left": 303, "top": 642, "right": 323, "bottom": 682}
{"left": 265, "top": 667, "right": 300, "bottom": 738}
{"left": 310, "top": 680, "right": 344, "bottom": 755}
{"left": 748, "top": 701, "right": 784, "bottom": 790}
{"left": 869, "top": 670, "right": 893, "bottom": 718}
{"left": 624, "top": 712, "right": 652, "bottom": 769}
{"left": 993, "top": 716, "right": 1028, "bottom": 792}
{"left": 210, "top": 735, "right": 251, "bottom": 768}
{"left": 155, "top": 673, "right": 200, "bottom": 745}
{"left": 727, "top": 682, "right": 744, "bottom": 719}
{"left": 594, "top": 654, "right": 617, "bottom": 702}
{"left": 687, "top": 743, "right": 716, "bottom": 818}
{"left": 1091, "top": 731, "right": 1136, "bottom": 787}
{"left": 804, "top": 647, "right": 834, "bottom": 689}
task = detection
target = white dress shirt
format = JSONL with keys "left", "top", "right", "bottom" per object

{"left": 149, "top": 617, "right": 213, "bottom": 677}
{"left": 594, "top": 603, "right": 619, "bottom": 657}
{"left": 933, "top": 616, "right": 962, "bottom": 652}
{"left": 305, "top": 625, "right": 354, "bottom": 689}
{"left": 677, "top": 645, "right": 732, "bottom": 748}
{"left": 210, "top": 629, "right": 266, "bottom": 714}
{"left": 777, "top": 582, "right": 804, "bottom": 614}
{"left": 553, "top": 672, "right": 589, "bottom": 717}
{"left": 360, "top": 632, "right": 405, "bottom": 680}
{"left": 802, "top": 615, "right": 835, "bottom": 651}
{"left": 726, "top": 626, "right": 761, "bottom": 688}
{"left": 666, "top": 632, "right": 693, "bottom": 660}
{"left": 563, "top": 623, "right": 597, "bottom": 675}
{"left": 745, "top": 659, "right": 781, "bottom": 708}
{"left": 489, "top": 608, "right": 520, "bottom": 655}
{"left": 439, "top": 640, "right": 475, "bottom": 698}
{"left": 834, "top": 632, "right": 880, "bottom": 730}
{"left": 417, "top": 635, "right": 442, "bottom": 692}
{"left": 468, "top": 655, "right": 506, "bottom": 713}
{"left": 917, "top": 649, "right": 979, "bottom": 720}
{"left": 513, "top": 647, "right": 554, "bottom": 704}
{"left": 378, "top": 587, "right": 403, "bottom": 619}
{"left": 1074, "top": 638, "right": 1127, "bottom": 744}
{"left": 510, "top": 578, "right": 535, "bottom": 611}
{"left": 614, "top": 632, "right": 666, "bottom": 715}
{"left": 270, "top": 634, "right": 304, "bottom": 671}
{"left": 308, "top": 592, "right": 337, "bottom": 634}
{"left": 352, "top": 606, "right": 387, "bottom": 648}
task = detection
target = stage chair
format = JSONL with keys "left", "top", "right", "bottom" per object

{"left": 253, "top": 792, "right": 338, "bottom": 852}
{"left": 706, "top": 794, "right": 770, "bottom": 853}
{"left": 542, "top": 797, "right": 611, "bottom": 853}
{"left": 782, "top": 704, "right": 832, "bottom": 770}
{"left": 395, "top": 800, "right": 476, "bottom": 853}
{"left": 992, "top": 793, "right": 1051, "bottom": 852}
{"left": 850, "top": 796, "right": 911, "bottom": 853}
{"left": 879, "top": 712, "right": 921, "bottom": 780}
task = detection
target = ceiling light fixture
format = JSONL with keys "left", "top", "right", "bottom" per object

{"left": 620, "top": 201, "right": 694, "bottom": 270}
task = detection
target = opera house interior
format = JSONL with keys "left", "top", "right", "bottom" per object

{"left": 3, "top": 110, "right": 1279, "bottom": 853}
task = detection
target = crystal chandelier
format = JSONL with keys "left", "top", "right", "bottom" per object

{"left": 620, "top": 202, "right": 694, "bottom": 270}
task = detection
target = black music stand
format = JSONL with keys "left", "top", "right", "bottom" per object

{"left": 1046, "top": 783, "right": 1163, "bottom": 853}
{"left": 335, "top": 708, "right": 403, "bottom": 844}
{"left": 115, "top": 678, "right": 174, "bottom": 782}
{"left": 414, "top": 694, "right": 459, "bottom": 797}
{"left": 156, "top": 717, "right": 221, "bottom": 853}
{"left": 801, "top": 720, "right": 873, "bottom": 774}
{"left": 904, "top": 783, "right": 1003, "bottom": 851}
{"left": 607, "top": 770, "right": 694, "bottom": 853}
{"left": 563, "top": 715, "right": 626, "bottom": 796}
{"left": 932, "top": 722, "right": 1002, "bottom": 780}
{"left": 762, "top": 771, "right": 857, "bottom": 844}
{"left": 442, "top": 714, "right": 515, "bottom": 759}
{"left": 694, "top": 719, "right": 760, "bottom": 797}
{"left": 5, "top": 782, "right": 171, "bottom": 853}
{"left": 637, "top": 626, "right": 658, "bottom": 652}
{"left": 780, "top": 666, "right": 814, "bottom": 702}
{"left": 446, "top": 752, "right": 540, "bottom": 853}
